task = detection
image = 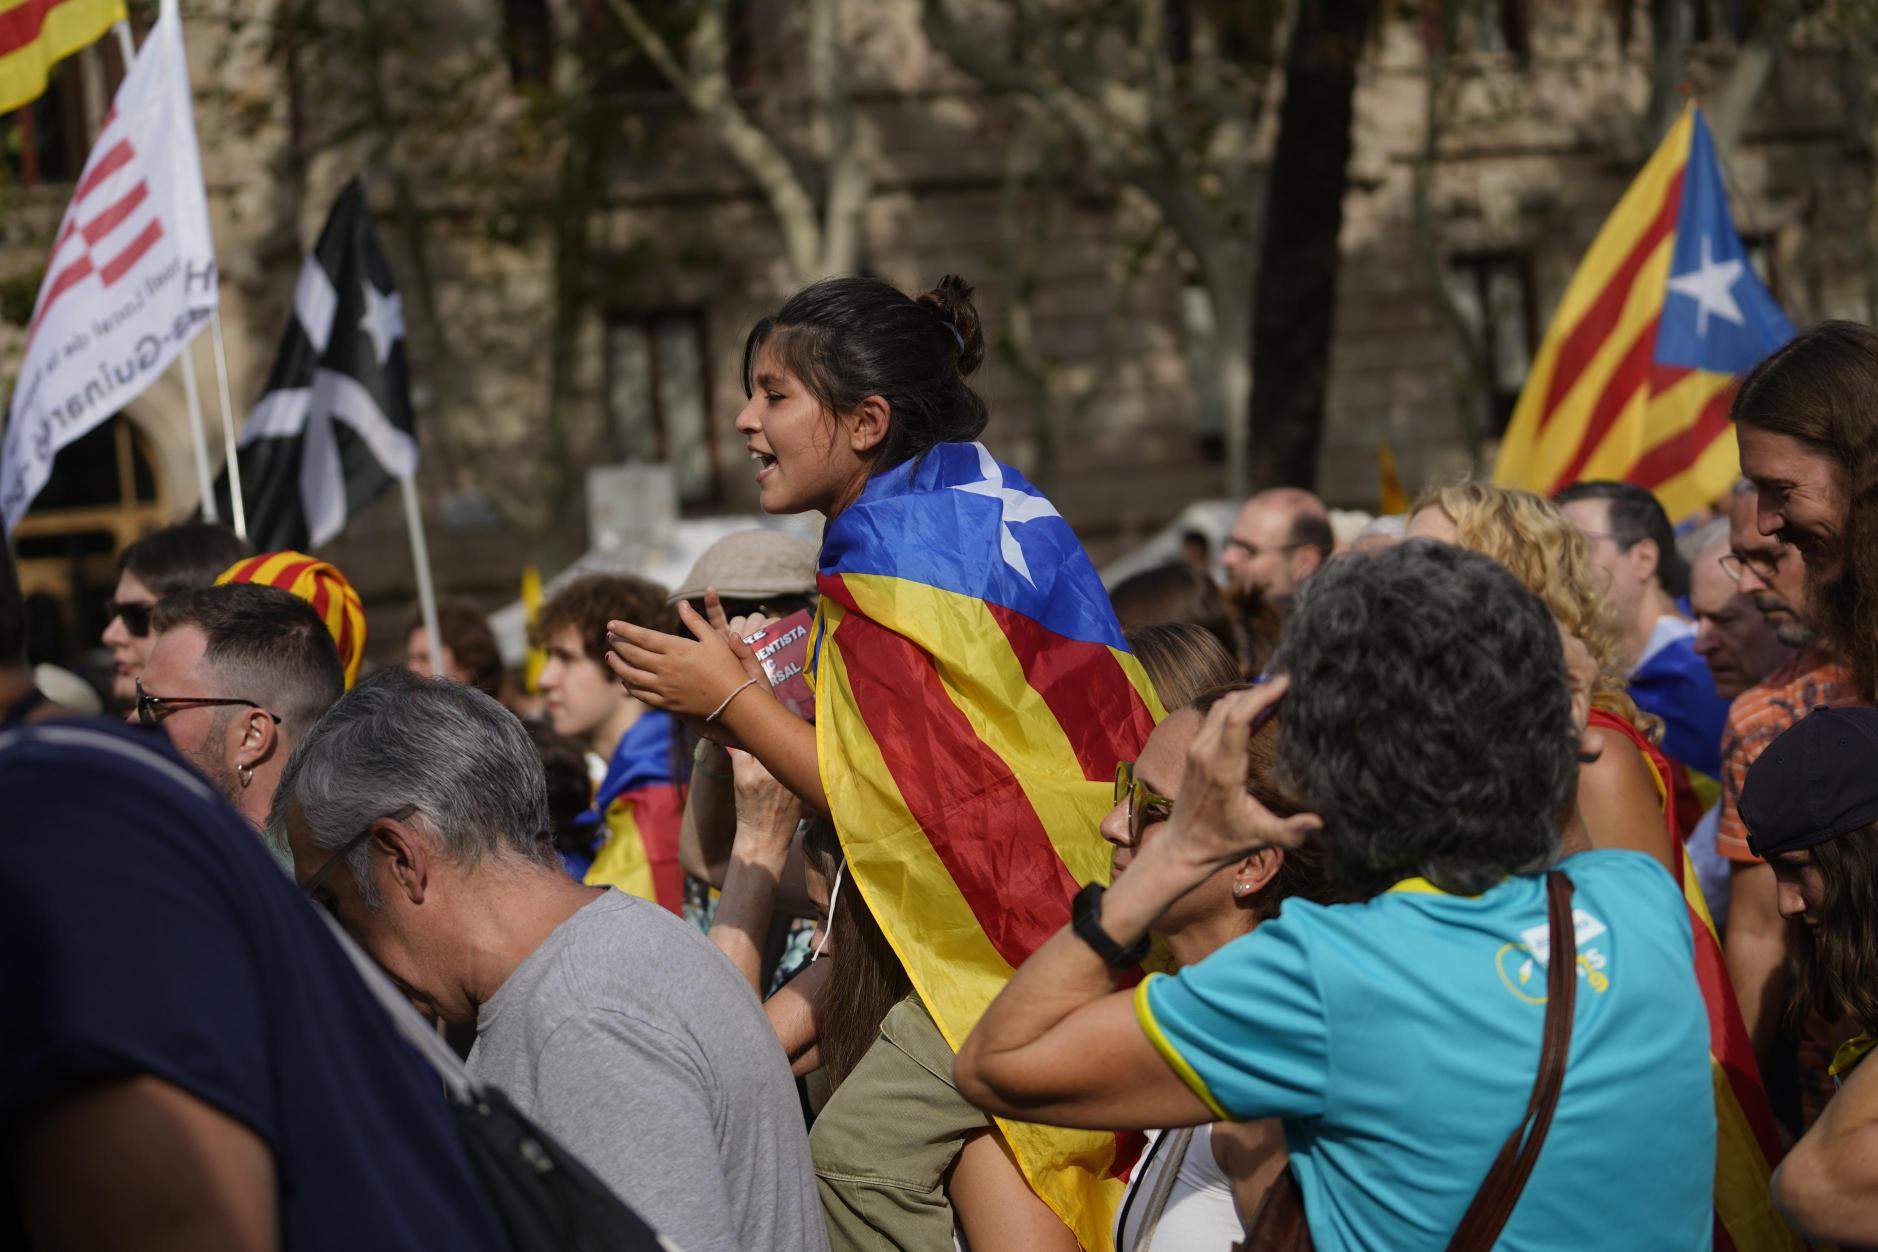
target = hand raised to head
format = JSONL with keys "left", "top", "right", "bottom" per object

{"left": 1163, "top": 676, "right": 1322, "bottom": 869}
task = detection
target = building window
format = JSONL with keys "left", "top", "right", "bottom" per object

{"left": 1443, "top": 250, "right": 1537, "bottom": 438}
{"left": 604, "top": 312, "right": 716, "bottom": 505}
{"left": 1, "top": 57, "right": 90, "bottom": 186}
{"left": 501, "top": 0, "right": 553, "bottom": 88}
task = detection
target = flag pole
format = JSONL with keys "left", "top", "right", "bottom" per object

{"left": 179, "top": 339, "right": 218, "bottom": 523}
{"left": 111, "top": 20, "right": 133, "bottom": 63}
{"left": 210, "top": 314, "right": 247, "bottom": 539}
{"left": 399, "top": 474, "right": 443, "bottom": 678}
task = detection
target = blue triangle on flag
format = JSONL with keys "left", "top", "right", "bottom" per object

{"left": 1654, "top": 108, "right": 1797, "bottom": 375}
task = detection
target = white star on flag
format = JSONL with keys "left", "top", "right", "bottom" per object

{"left": 950, "top": 441, "right": 1060, "bottom": 585}
{"left": 1666, "top": 235, "right": 1745, "bottom": 338}
{"left": 359, "top": 280, "right": 404, "bottom": 366}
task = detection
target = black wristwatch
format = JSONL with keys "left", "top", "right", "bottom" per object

{"left": 1071, "top": 883, "right": 1151, "bottom": 968}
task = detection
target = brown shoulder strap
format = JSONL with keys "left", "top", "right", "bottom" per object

{"left": 1446, "top": 871, "right": 1577, "bottom": 1252}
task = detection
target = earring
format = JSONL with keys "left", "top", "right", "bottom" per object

{"left": 1232, "top": 882, "right": 1251, "bottom": 898}
{"left": 238, "top": 763, "right": 253, "bottom": 789}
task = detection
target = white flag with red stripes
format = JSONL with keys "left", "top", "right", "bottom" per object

{"left": 1, "top": 0, "right": 217, "bottom": 533}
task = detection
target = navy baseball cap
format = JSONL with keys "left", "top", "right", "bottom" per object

{"left": 1741, "top": 705, "right": 1878, "bottom": 859}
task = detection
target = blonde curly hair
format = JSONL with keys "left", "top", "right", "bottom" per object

{"left": 1412, "top": 482, "right": 1652, "bottom": 735}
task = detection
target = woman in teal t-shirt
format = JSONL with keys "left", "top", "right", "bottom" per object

{"left": 954, "top": 541, "right": 1715, "bottom": 1250}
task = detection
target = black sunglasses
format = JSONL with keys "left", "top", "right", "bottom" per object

{"left": 134, "top": 678, "right": 281, "bottom": 729}
{"left": 303, "top": 804, "right": 419, "bottom": 899}
{"left": 108, "top": 599, "right": 155, "bottom": 637}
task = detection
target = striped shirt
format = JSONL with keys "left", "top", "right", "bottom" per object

{"left": 1717, "top": 652, "right": 1860, "bottom": 863}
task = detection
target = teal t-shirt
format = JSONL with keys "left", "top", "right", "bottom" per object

{"left": 1136, "top": 850, "right": 1714, "bottom": 1251}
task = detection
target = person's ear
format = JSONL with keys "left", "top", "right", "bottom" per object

{"left": 844, "top": 395, "right": 891, "bottom": 456}
{"left": 1629, "top": 537, "right": 1659, "bottom": 587}
{"left": 1231, "top": 846, "right": 1284, "bottom": 906}
{"left": 375, "top": 816, "right": 431, "bottom": 907}
{"left": 232, "top": 706, "right": 279, "bottom": 771}
{"left": 1292, "top": 545, "right": 1325, "bottom": 583}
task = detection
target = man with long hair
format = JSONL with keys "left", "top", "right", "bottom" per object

{"left": 1732, "top": 319, "right": 1878, "bottom": 703}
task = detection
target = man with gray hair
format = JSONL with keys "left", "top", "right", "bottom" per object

{"left": 1682, "top": 512, "right": 1793, "bottom": 928}
{"left": 269, "top": 668, "right": 827, "bottom": 1252}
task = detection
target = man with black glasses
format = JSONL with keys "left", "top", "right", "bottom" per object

{"left": 100, "top": 521, "right": 249, "bottom": 707}
{"left": 137, "top": 583, "right": 343, "bottom": 832}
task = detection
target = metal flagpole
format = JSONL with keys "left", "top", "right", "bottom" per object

{"left": 399, "top": 474, "right": 443, "bottom": 677}
{"left": 178, "top": 339, "right": 218, "bottom": 522}
{"left": 111, "top": 20, "right": 134, "bottom": 62}
{"left": 210, "top": 315, "right": 247, "bottom": 538}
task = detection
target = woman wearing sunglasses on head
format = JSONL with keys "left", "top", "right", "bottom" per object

{"left": 1105, "top": 626, "right": 1338, "bottom": 1250}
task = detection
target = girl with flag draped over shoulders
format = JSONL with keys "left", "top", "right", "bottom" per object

{"left": 608, "top": 274, "right": 1162, "bottom": 1251}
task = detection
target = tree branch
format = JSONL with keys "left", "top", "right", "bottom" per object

{"left": 601, "top": 0, "right": 825, "bottom": 281}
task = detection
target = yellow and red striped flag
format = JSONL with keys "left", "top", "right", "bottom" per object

{"left": 1494, "top": 105, "right": 1796, "bottom": 520}
{"left": 812, "top": 440, "right": 1163, "bottom": 1250}
{"left": 0, "top": 0, "right": 124, "bottom": 115}
{"left": 1615, "top": 710, "right": 1805, "bottom": 1252}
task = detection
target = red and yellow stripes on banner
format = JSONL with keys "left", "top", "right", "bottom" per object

{"left": 1630, "top": 725, "right": 1802, "bottom": 1252}
{"left": 1492, "top": 109, "right": 1738, "bottom": 521}
{"left": 815, "top": 572, "right": 1160, "bottom": 1251}
{"left": 1681, "top": 848, "right": 1806, "bottom": 1252}
{"left": 585, "top": 785, "right": 685, "bottom": 914}
{"left": 0, "top": 0, "right": 124, "bottom": 115}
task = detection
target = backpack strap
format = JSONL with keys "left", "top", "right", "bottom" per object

{"left": 1446, "top": 870, "right": 1578, "bottom": 1251}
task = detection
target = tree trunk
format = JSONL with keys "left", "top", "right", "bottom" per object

{"left": 1246, "top": 0, "right": 1375, "bottom": 490}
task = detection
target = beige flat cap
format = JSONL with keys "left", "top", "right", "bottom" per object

{"left": 668, "top": 529, "right": 819, "bottom": 604}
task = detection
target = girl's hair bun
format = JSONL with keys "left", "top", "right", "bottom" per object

{"left": 917, "top": 274, "right": 985, "bottom": 377}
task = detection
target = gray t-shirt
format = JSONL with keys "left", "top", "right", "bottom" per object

{"left": 467, "top": 889, "right": 827, "bottom": 1252}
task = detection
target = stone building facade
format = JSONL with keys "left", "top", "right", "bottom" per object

{"left": 3, "top": 1, "right": 1873, "bottom": 669}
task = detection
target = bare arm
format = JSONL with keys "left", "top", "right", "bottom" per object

{"left": 708, "top": 750, "right": 807, "bottom": 994}
{"left": 947, "top": 1129, "right": 1078, "bottom": 1252}
{"left": 765, "top": 955, "right": 831, "bottom": 1076}
{"left": 1725, "top": 859, "right": 1792, "bottom": 1065}
{"left": 1574, "top": 728, "right": 1678, "bottom": 878}
{"left": 1773, "top": 1048, "right": 1878, "bottom": 1243}
{"left": 14, "top": 1075, "right": 278, "bottom": 1252}
{"left": 678, "top": 743, "right": 737, "bottom": 884}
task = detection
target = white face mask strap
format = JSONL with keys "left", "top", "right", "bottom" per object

{"left": 813, "top": 857, "right": 846, "bottom": 961}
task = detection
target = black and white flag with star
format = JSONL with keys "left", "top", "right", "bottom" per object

{"left": 220, "top": 178, "right": 416, "bottom": 550}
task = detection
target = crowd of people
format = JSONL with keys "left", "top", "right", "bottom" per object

{"left": 9, "top": 275, "right": 1878, "bottom": 1251}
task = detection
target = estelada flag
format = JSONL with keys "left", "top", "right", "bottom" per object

{"left": 812, "top": 441, "right": 1162, "bottom": 1249}
{"left": 1493, "top": 105, "right": 1795, "bottom": 520}
{"left": 581, "top": 709, "right": 685, "bottom": 914}
{"left": 1603, "top": 709, "right": 1804, "bottom": 1252}
{"left": 0, "top": 0, "right": 124, "bottom": 115}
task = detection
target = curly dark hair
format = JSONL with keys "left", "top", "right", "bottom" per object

{"left": 1269, "top": 540, "right": 1578, "bottom": 898}
{"left": 529, "top": 573, "right": 675, "bottom": 664}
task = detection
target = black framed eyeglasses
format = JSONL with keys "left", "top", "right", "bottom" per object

{"left": 134, "top": 678, "right": 281, "bottom": 729}
{"left": 1720, "top": 545, "right": 1789, "bottom": 584}
{"left": 108, "top": 599, "right": 155, "bottom": 637}
{"left": 1114, "top": 761, "right": 1174, "bottom": 845}
{"left": 303, "top": 804, "right": 418, "bottom": 898}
